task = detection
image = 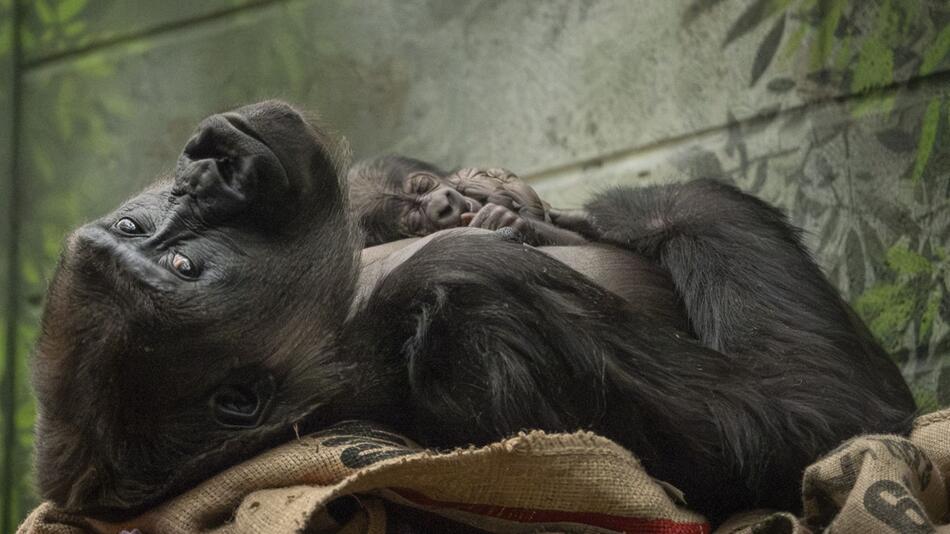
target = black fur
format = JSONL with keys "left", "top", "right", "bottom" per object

{"left": 345, "top": 182, "right": 916, "bottom": 521}
{"left": 30, "top": 102, "right": 916, "bottom": 526}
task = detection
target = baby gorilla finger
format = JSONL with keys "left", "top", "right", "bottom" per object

{"left": 469, "top": 203, "right": 512, "bottom": 230}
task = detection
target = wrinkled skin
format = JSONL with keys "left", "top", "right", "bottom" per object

{"left": 31, "top": 101, "right": 916, "bottom": 526}
{"left": 347, "top": 155, "right": 589, "bottom": 246}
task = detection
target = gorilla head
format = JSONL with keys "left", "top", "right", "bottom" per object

{"left": 31, "top": 101, "right": 368, "bottom": 517}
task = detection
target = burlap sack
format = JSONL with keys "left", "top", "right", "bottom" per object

{"left": 19, "top": 411, "right": 950, "bottom": 534}
{"left": 717, "top": 409, "right": 950, "bottom": 534}
{"left": 20, "top": 421, "right": 708, "bottom": 533}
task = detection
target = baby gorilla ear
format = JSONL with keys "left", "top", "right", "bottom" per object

{"left": 173, "top": 111, "right": 293, "bottom": 229}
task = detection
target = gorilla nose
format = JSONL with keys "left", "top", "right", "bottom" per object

{"left": 425, "top": 187, "right": 466, "bottom": 227}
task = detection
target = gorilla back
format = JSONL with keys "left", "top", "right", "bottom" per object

{"left": 30, "top": 101, "right": 915, "bottom": 525}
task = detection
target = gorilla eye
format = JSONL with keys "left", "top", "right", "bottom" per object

{"left": 171, "top": 253, "right": 199, "bottom": 278}
{"left": 115, "top": 217, "right": 144, "bottom": 235}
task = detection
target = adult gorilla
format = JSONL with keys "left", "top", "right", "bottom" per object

{"left": 30, "top": 101, "right": 915, "bottom": 525}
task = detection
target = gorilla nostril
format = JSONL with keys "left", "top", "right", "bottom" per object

{"left": 437, "top": 204, "right": 454, "bottom": 221}
{"left": 184, "top": 125, "right": 236, "bottom": 164}
{"left": 184, "top": 128, "right": 214, "bottom": 160}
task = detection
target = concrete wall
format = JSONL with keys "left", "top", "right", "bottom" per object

{"left": 3, "top": 0, "right": 949, "bottom": 526}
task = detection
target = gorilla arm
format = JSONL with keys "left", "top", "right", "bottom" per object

{"left": 351, "top": 180, "right": 916, "bottom": 523}
{"left": 584, "top": 180, "right": 916, "bottom": 409}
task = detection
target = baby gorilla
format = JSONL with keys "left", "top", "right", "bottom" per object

{"left": 347, "top": 155, "right": 591, "bottom": 246}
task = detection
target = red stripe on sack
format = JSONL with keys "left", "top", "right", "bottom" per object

{"left": 391, "top": 488, "right": 711, "bottom": 534}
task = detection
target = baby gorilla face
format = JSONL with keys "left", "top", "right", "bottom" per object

{"left": 347, "top": 155, "right": 548, "bottom": 245}
{"left": 401, "top": 169, "right": 484, "bottom": 234}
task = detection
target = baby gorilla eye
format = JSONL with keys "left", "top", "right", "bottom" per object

{"left": 114, "top": 217, "right": 144, "bottom": 235}
{"left": 171, "top": 253, "right": 199, "bottom": 278}
{"left": 407, "top": 172, "right": 438, "bottom": 194}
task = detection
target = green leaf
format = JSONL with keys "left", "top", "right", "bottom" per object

{"left": 55, "top": 77, "right": 77, "bottom": 139}
{"left": 20, "top": 258, "right": 41, "bottom": 287}
{"left": 856, "top": 283, "right": 914, "bottom": 352}
{"left": 29, "top": 144, "right": 54, "bottom": 184}
{"left": 63, "top": 20, "right": 85, "bottom": 37}
{"left": 76, "top": 53, "right": 114, "bottom": 77}
{"left": 101, "top": 95, "right": 132, "bottom": 117}
{"left": 896, "top": 0, "right": 920, "bottom": 32}
{"left": 885, "top": 242, "right": 932, "bottom": 277}
{"left": 910, "top": 98, "right": 941, "bottom": 183}
{"left": 934, "top": 245, "right": 948, "bottom": 262}
{"left": 42, "top": 223, "right": 67, "bottom": 265}
{"left": 15, "top": 399, "right": 34, "bottom": 431}
{"left": 810, "top": 0, "right": 846, "bottom": 69}
{"left": 0, "top": 20, "right": 11, "bottom": 56}
{"left": 851, "top": 37, "right": 894, "bottom": 93}
{"left": 781, "top": 22, "right": 808, "bottom": 60}
{"left": 833, "top": 35, "right": 852, "bottom": 70}
{"left": 34, "top": 0, "right": 54, "bottom": 24}
{"left": 56, "top": 0, "right": 87, "bottom": 23}
{"left": 921, "top": 23, "right": 950, "bottom": 76}
{"left": 912, "top": 385, "right": 939, "bottom": 414}
{"left": 850, "top": 93, "right": 894, "bottom": 118}
{"left": 19, "top": 28, "right": 36, "bottom": 51}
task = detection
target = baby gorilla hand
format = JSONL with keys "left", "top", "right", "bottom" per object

{"left": 467, "top": 203, "right": 589, "bottom": 246}
{"left": 466, "top": 203, "right": 541, "bottom": 245}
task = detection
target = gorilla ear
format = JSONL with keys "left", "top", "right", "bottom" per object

{"left": 210, "top": 372, "right": 276, "bottom": 428}
{"left": 173, "top": 112, "right": 294, "bottom": 229}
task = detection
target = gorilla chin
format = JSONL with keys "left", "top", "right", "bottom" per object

{"left": 31, "top": 100, "right": 916, "bottom": 525}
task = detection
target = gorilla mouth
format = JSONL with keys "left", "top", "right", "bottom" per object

{"left": 221, "top": 112, "right": 268, "bottom": 146}
{"left": 219, "top": 112, "right": 292, "bottom": 187}
{"left": 171, "top": 109, "right": 296, "bottom": 228}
